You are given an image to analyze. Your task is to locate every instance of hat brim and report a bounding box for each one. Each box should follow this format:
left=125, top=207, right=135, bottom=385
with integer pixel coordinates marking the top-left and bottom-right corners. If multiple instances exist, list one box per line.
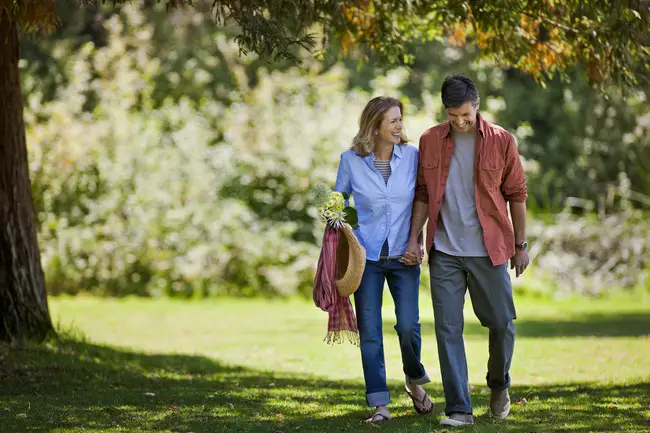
left=336, top=224, right=366, bottom=297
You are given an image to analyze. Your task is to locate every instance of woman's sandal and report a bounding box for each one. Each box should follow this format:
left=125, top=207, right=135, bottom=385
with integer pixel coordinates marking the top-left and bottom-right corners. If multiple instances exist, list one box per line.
left=405, top=386, right=434, bottom=414
left=364, top=409, right=392, bottom=423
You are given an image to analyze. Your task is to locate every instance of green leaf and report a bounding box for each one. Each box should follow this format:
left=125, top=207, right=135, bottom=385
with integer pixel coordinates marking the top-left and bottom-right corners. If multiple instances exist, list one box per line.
left=343, top=206, right=358, bottom=228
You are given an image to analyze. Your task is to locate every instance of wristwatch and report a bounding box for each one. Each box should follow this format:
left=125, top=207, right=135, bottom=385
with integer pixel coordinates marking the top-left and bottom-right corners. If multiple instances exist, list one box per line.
left=515, top=240, right=528, bottom=251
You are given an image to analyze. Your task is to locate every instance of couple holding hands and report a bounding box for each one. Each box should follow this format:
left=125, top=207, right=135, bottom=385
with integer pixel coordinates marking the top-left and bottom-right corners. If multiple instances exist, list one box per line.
left=335, top=74, right=530, bottom=426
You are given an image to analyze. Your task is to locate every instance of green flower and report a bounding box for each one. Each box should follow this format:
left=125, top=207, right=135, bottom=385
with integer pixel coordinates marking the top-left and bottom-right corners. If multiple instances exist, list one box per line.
left=331, top=194, right=345, bottom=211
left=312, top=184, right=333, bottom=208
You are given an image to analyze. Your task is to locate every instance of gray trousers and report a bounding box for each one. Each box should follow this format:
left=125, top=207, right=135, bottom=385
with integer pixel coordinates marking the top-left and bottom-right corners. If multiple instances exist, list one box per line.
left=429, top=250, right=516, bottom=415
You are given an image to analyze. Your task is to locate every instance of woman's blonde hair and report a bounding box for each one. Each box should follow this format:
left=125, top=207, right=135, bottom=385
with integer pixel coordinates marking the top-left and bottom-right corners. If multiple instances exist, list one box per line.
left=351, top=96, right=409, bottom=156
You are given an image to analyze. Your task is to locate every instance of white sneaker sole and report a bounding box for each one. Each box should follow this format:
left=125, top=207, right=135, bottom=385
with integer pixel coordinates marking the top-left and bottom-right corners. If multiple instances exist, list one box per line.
left=440, top=418, right=474, bottom=426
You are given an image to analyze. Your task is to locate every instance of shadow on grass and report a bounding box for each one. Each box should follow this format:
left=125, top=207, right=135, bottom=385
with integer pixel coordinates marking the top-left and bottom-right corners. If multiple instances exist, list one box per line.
left=0, top=338, right=649, bottom=433
left=411, top=312, right=650, bottom=338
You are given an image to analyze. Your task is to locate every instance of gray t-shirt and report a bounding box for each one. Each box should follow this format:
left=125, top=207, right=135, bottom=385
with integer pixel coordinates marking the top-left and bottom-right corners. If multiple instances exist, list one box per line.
left=434, top=131, right=489, bottom=257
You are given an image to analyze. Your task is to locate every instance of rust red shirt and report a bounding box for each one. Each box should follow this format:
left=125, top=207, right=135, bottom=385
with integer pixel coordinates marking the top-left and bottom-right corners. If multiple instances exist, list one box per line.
left=415, top=113, right=528, bottom=266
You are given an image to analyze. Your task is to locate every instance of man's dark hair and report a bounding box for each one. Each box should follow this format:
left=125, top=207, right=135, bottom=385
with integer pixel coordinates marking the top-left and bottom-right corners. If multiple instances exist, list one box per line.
left=441, top=74, right=479, bottom=109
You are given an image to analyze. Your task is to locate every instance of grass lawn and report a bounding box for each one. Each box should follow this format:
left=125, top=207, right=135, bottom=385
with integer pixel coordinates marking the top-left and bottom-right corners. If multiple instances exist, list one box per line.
left=1, top=292, right=649, bottom=432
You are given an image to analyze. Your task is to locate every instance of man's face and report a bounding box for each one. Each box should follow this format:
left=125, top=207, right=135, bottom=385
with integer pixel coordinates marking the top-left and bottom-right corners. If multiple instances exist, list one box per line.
left=446, top=101, right=478, bottom=133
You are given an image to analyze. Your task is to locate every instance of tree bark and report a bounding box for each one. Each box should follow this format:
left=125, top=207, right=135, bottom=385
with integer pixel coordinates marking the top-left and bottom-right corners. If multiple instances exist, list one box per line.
left=0, top=12, right=54, bottom=342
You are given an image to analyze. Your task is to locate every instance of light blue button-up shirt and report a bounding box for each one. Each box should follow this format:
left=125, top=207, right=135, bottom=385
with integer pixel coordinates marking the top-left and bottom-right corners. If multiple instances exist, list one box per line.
left=334, top=144, right=419, bottom=261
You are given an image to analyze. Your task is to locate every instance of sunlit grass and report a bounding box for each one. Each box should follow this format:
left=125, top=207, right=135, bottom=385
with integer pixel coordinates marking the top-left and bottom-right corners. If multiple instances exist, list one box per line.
left=0, top=293, right=648, bottom=432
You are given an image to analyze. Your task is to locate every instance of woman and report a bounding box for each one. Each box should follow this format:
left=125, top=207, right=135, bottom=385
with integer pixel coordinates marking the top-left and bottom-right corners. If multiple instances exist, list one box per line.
left=334, top=96, right=433, bottom=423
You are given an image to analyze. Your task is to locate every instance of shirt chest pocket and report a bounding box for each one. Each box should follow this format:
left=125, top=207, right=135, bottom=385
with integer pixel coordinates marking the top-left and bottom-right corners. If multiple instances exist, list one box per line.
left=479, top=156, right=505, bottom=190
left=422, top=154, right=439, bottom=170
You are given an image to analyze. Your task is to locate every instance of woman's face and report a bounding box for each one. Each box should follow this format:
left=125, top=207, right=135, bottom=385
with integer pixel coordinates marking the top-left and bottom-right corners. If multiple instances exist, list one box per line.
left=376, top=106, right=403, bottom=145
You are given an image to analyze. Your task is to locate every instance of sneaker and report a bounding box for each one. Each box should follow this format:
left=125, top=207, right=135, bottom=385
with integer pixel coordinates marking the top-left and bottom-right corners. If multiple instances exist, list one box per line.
left=440, top=413, right=475, bottom=426
left=490, top=388, right=511, bottom=419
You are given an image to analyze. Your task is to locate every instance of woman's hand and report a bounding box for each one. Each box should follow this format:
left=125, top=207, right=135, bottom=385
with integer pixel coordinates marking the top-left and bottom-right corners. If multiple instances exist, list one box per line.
left=400, top=238, right=423, bottom=265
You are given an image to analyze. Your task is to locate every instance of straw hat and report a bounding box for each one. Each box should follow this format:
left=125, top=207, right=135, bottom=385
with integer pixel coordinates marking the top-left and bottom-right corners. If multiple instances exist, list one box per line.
left=336, top=224, right=366, bottom=297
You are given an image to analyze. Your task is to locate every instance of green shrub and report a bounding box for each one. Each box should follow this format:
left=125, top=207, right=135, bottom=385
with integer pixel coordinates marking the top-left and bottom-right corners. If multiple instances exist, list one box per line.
left=25, top=10, right=417, bottom=297
left=23, top=5, right=650, bottom=298
left=525, top=196, right=650, bottom=296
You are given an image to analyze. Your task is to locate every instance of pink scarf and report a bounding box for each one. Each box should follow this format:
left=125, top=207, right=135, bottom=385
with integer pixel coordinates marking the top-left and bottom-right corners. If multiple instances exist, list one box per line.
left=312, top=227, right=359, bottom=345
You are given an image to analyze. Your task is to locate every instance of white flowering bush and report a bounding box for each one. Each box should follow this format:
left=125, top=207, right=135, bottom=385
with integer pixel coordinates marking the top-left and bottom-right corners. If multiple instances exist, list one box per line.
left=27, top=13, right=244, bottom=296
left=524, top=190, right=650, bottom=296
left=23, top=8, right=404, bottom=296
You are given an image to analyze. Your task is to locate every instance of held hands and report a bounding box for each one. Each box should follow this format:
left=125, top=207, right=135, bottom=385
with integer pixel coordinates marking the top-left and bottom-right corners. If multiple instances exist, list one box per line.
left=399, top=235, right=530, bottom=274
left=399, top=238, right=424, bottom=266
left=510, top=249, right=530, bottom=278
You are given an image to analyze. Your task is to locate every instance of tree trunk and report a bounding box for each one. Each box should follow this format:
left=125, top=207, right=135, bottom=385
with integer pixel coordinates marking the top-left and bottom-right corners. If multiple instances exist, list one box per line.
left=0, top=12, right=54, bottom=342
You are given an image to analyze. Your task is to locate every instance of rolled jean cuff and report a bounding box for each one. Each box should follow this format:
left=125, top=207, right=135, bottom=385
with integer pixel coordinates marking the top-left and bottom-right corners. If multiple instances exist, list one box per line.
left=486, top=373, right=510, bottom=391
left=366, top=391, right=390, bottom=407
left=445, top=404, right=473, bottom=416
left=406, top=372, right=431, bottom=385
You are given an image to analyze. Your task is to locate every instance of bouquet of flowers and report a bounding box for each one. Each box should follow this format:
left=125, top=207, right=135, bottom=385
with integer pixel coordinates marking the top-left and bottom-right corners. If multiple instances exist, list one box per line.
left=312, top=184, right=358, bottom=229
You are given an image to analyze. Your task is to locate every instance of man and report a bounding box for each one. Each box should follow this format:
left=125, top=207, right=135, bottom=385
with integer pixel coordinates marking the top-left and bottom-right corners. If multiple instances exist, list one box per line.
left=401, top=74, right=530, bottom=426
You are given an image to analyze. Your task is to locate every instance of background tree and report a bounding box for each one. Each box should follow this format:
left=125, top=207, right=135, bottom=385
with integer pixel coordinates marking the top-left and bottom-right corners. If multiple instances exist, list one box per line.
left=1, top=0, right=648, bottom=343
left=0, top=0, right=58, bottom=343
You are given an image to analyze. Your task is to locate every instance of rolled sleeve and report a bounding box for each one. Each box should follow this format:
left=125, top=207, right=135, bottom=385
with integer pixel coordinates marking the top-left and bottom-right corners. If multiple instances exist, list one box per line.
left=414, top=137, right=429, bottom=204
left=501, top=135, right=528, bottom=202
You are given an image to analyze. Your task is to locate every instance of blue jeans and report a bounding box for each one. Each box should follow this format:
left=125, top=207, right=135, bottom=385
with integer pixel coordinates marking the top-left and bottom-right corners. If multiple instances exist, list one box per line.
left=429, top=250, right=516, bottom=415
left=354, top=259, right=430, bottom=407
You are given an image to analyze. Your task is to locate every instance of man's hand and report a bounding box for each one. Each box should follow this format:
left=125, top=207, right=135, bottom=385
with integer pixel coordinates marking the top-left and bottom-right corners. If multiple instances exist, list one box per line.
left=400, top=238, right=423, bottom=266
left=510, top=249, right=530, bottom=277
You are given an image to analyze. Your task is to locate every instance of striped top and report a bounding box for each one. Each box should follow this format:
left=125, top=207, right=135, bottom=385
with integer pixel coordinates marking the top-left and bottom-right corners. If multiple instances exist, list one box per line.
left=373, top=159, right=391, bottom=185
left=373, top=159, right=392, bottom=258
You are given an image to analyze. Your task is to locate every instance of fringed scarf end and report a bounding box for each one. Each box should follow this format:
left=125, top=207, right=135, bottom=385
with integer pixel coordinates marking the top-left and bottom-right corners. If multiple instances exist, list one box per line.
left=324, top=330, right=360, bottom=346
